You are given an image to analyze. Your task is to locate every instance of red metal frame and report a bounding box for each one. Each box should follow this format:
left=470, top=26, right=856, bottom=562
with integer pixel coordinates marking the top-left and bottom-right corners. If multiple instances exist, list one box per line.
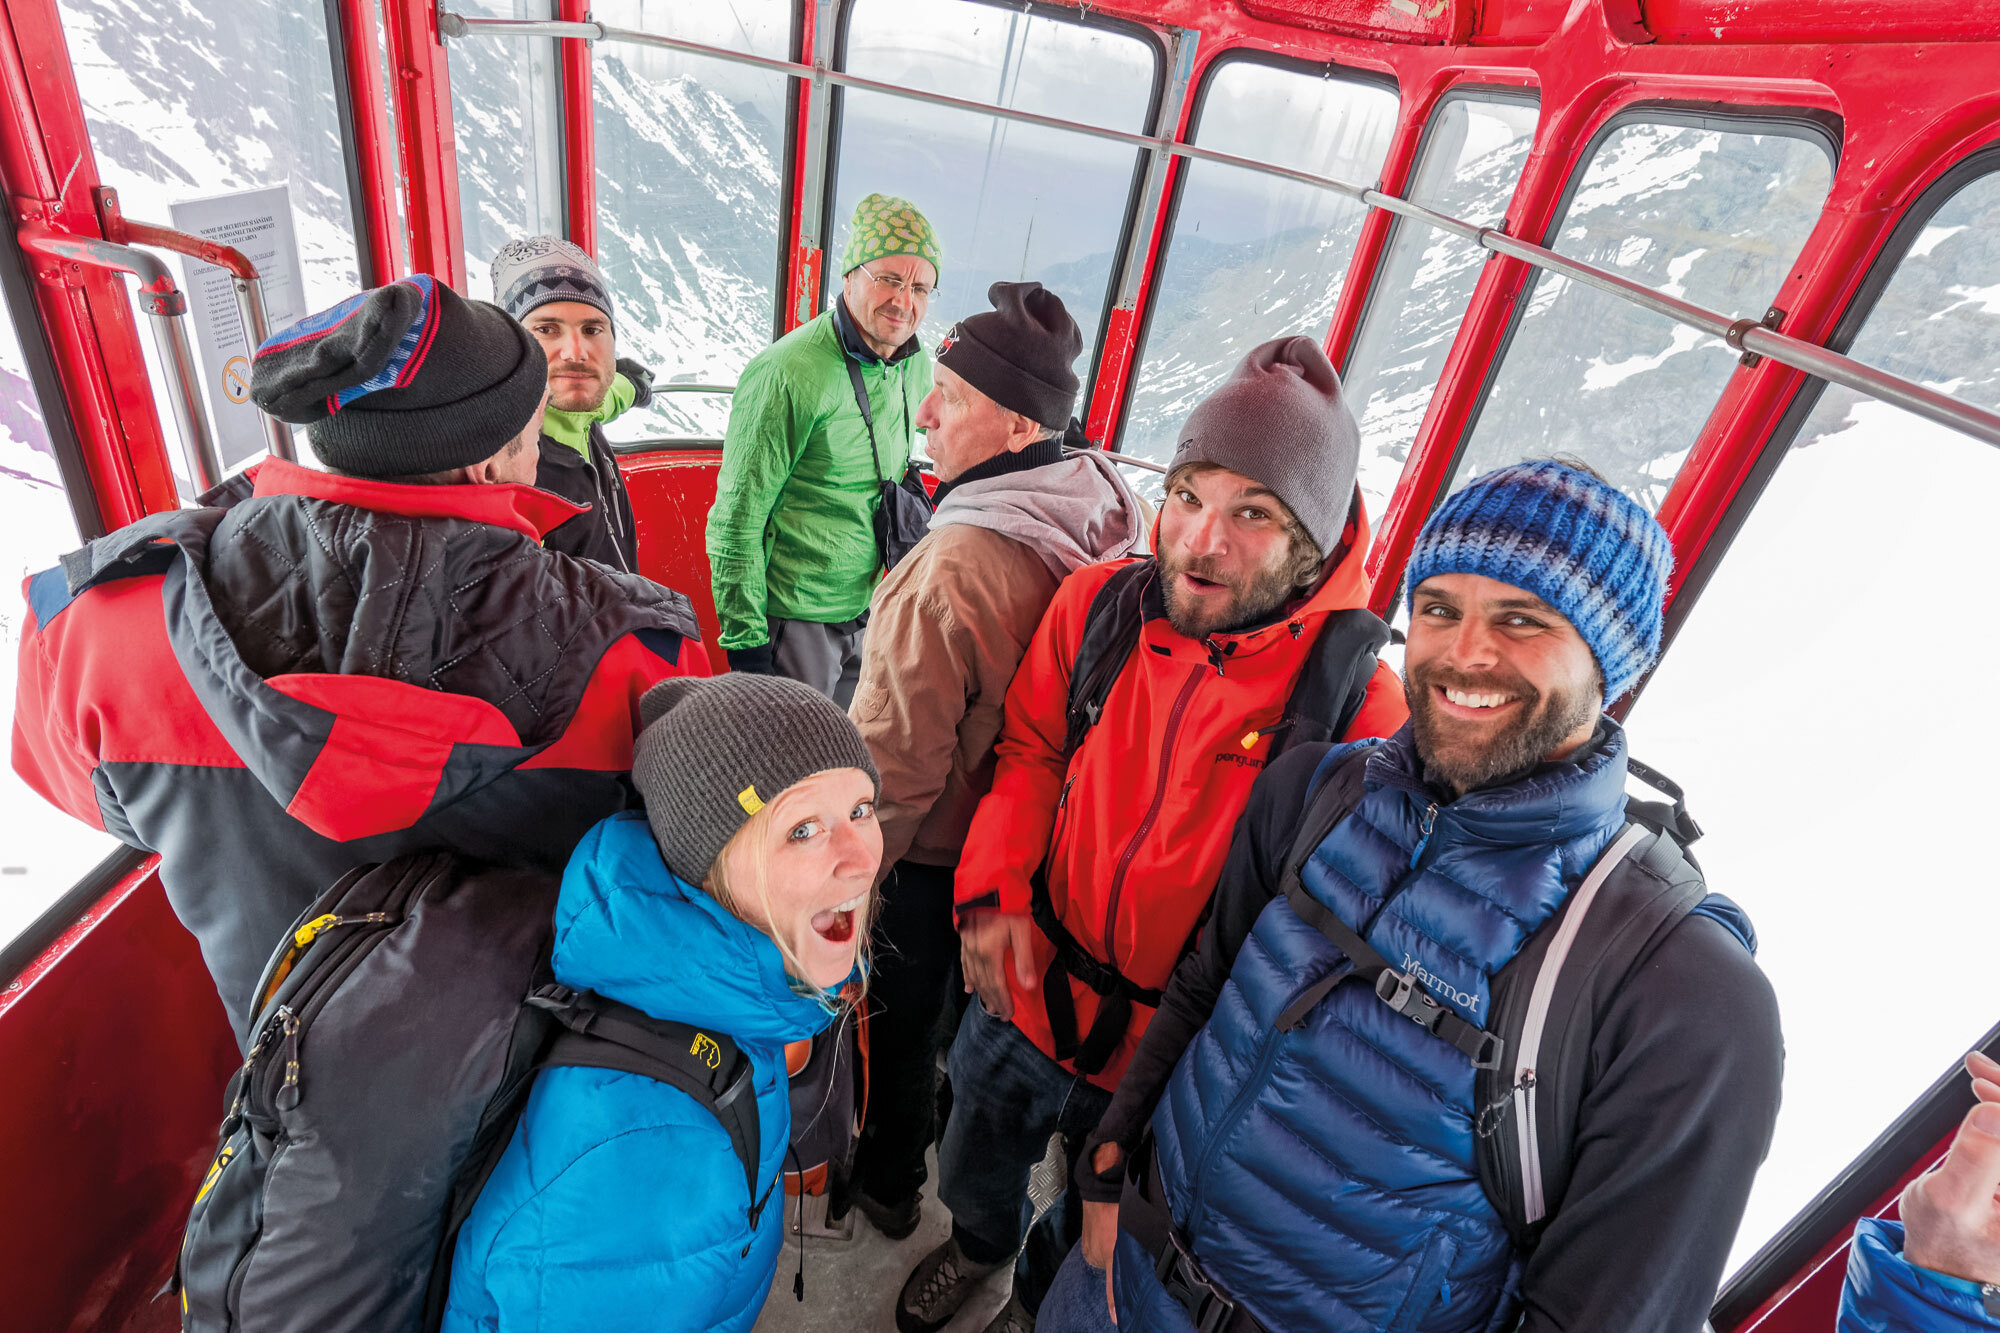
left=383, top=0, right=465, bottom=288
left=782, top=0, right=822, bottom=331
left=557, top=0, right=596, bottom=254
left=335, top=0, right=405, bottom=284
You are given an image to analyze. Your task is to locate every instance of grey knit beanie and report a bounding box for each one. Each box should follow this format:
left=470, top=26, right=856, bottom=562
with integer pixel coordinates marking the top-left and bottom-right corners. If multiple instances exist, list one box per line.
left=1168, top=336, right=1361, bottom=555
left=490, top=235, right=615, bottom=327
left=632, top=674, right=881, bottom=886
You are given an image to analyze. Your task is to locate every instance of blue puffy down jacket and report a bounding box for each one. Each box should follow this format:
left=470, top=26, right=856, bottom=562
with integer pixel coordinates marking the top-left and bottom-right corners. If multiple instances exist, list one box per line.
left=441, top=811, right=838, bottom=1333
left=1115, top=728, right=1630, bottom=1333
left=1840, top=1219, right=2000, bottom=1331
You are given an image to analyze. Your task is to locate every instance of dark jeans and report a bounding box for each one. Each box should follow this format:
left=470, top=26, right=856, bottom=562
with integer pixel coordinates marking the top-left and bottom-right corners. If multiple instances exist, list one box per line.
left=852, top=859, right=966, bottom=1205
left=939, top=1003, right=1113, bottom=1316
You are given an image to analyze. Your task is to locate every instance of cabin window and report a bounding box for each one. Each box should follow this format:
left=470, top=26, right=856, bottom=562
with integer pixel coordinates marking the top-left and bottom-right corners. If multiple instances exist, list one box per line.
left=590, top=0, right=793, bottom=443
left=452, top=0, right=566, bottom=295
left=1452, top=113, right=1836, bottom=507
left=53, top=0, right=367, bottom=485
left=0, top=297, right=122, bottom=948
left=1118, top=55, right=1399, bottom=476
left=1626, top=160, right=2000, bottom=1277
left=828, top=0, right=1159, bottom=388
left=1340, top=91, right=1538, bottom=524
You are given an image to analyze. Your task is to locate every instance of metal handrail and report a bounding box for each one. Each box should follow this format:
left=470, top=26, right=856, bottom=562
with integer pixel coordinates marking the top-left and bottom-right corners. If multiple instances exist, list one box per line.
left=439, top=10, right=2000, bottom=453
left=94, top=186, right=295, bottom=462
left=1068, top=444, right=1166, bottom=474
left=18, top=225, right=225, bottom=492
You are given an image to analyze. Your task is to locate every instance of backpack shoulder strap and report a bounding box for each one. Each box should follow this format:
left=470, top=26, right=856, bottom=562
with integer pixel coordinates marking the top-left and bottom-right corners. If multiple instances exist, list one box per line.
left=1269, top=608, right=1393, bottom=763
left=1062, top=560, right=1154, bottom=757
left=1476, top=798, right=1749, bottom=1250
left=1279, top=741, right=1379, bottom=887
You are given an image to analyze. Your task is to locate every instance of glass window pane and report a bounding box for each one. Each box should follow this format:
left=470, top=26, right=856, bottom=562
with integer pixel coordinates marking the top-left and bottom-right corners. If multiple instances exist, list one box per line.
left=1120, top=60, right=1399, bottom=475
left=56, top=0, right=365, bottom=485
left=1341, top=95, right=1537, bottom=524
left=832, top=0, right=1158, bottom=422
left=1627, top=166, right=2000, bottom=1277
left=1454, top=119, right=1834, bottom=507
left=592, top=0, right=792, bottom=442
left=453, top=0, right=564, bottom=298
left=1, top=302, right=122, bottom=949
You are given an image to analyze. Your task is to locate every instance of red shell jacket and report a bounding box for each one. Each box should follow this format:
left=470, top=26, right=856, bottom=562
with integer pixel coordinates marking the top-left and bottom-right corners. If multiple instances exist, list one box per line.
left=952, top=505, right=1409, bottom=1090
left=12, top=460, right=706, bottom=1030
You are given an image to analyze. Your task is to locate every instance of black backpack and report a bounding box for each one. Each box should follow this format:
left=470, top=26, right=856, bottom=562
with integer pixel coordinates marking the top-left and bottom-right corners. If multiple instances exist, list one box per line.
left=1275, top=744, right=1750, bottom=1250
left=176, top=852, right=771, bottom=1333
left=1030, top=558, right=1393, bottom=1075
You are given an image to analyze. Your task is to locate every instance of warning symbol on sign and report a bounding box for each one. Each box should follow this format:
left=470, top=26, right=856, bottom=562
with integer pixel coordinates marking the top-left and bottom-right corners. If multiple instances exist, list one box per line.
left=222, top=356, right=253, bottom=405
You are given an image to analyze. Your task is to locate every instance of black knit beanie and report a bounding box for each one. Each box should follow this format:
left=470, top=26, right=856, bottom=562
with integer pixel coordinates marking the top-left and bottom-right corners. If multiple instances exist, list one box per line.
left=1169, top=336, right=1361, bottom=555
left=632, top=674, right=881, bottom=887
left=251, top=275, right=547, bottom=477
left=935, top=281, right=1082, bottom=430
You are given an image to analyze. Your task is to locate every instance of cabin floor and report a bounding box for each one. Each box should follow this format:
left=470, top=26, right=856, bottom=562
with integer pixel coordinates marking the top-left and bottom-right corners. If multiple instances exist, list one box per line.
left=755, top=1139, right=1065, bottom=1332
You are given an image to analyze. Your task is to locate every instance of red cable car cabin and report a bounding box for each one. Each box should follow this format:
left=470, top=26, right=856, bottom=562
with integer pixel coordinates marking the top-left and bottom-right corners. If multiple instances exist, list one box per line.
left=3, top=1, right=1998, bottom=1330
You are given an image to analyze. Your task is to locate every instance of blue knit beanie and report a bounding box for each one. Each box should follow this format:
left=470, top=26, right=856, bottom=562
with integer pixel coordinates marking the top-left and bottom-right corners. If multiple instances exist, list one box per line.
left=1405, top=461, right=1673, bottom=704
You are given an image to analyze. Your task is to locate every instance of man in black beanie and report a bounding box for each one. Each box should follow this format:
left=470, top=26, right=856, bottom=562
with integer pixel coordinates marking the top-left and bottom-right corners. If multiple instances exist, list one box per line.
left=12, top=276, right=708, bottom=1032
left=846, top=281, right=1145, bottom=1246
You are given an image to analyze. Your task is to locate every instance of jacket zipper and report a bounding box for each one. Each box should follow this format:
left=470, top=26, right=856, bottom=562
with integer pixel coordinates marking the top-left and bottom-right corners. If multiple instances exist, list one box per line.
left=1408, top=802, right=1438, bottom=870
left=1184, top=1023, right=1286, bottom=1237
left=1101, top=663, right=1205, bottom=956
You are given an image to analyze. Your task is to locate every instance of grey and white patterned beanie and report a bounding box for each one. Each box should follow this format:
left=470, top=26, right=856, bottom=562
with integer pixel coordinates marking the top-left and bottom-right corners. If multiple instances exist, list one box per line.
left=632, top=674, right=880, bottom=886
left=490, top=235, right=615, bottom=327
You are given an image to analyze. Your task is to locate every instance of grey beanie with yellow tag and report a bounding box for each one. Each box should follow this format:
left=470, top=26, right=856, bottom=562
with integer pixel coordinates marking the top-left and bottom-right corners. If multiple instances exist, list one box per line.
left=632, top=673, right=880, bottom=886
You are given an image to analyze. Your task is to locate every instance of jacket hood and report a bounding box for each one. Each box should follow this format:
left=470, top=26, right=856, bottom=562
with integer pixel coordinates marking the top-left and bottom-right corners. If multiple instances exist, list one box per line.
left=928, top=450, right=1144, bottom=578
left=58, top=461, right=697, bottom=844
left=552, top=813, right=840, bottom=1044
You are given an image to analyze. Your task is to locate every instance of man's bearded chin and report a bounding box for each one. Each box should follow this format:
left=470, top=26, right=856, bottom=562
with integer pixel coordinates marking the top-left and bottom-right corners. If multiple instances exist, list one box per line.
left=1406, top=661, right=1599, bottom=795
left=1158, top=548, right=1301, bottom=639
left=549, top=362, right=611, bottom=412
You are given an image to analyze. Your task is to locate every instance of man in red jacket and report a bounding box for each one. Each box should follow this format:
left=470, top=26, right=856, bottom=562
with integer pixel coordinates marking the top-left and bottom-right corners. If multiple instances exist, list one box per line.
left=12, top=276, right=705, bottom=1033
left=897, top=338, right=1408, bottom=1333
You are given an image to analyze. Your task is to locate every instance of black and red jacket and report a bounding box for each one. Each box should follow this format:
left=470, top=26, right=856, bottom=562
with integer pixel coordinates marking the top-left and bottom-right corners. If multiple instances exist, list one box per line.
left=12, top=460, right=705, bottom=1030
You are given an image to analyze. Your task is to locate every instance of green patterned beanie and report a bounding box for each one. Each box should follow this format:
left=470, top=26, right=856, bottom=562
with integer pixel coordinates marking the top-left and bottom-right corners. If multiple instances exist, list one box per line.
left=840, top=193, right=942, bottom=279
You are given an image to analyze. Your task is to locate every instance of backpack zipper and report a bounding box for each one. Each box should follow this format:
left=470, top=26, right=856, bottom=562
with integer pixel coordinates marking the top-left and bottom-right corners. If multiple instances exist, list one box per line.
left=291, top=911, right=393, bottom=948
left=1101, top=664, right=1204, bottom=956
left=275, top=1007, right=303, bottom=1112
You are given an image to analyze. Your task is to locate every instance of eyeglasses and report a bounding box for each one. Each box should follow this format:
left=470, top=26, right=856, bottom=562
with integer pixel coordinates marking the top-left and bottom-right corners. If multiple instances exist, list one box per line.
left=858, top=263, right=938, bottom=302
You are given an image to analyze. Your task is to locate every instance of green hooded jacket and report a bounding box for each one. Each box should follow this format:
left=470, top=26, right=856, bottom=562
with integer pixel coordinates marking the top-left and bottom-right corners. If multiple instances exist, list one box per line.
left=705, top=302, right=932, bottom=649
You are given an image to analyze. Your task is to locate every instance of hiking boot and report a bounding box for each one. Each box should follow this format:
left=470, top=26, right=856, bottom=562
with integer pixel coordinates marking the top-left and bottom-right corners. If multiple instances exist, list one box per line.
left=980, top=1291, right=1035, bottom=1333
left=853, top=1185, right=923, bottom=1241
left=897, top=1236, right=1005, bottom=1333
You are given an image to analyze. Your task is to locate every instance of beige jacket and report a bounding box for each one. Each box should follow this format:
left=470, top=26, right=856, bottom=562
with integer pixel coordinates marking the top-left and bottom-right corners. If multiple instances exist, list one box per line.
left=850, top=449, right=1143, bottom=870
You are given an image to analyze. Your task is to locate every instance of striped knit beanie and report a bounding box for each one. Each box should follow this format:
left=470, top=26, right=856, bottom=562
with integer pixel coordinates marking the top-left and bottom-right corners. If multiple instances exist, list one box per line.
left=1406, top=461, right=1673, bottom=704
left=490, top=235, right=615, bottom=327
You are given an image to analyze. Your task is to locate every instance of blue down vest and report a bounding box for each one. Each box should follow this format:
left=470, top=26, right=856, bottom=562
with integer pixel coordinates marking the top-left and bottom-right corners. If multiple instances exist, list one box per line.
left=1120, top=725, right=1632, bottom=1333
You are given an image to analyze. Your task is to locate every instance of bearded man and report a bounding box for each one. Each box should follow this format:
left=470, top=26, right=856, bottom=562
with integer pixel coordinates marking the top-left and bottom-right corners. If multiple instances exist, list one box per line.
left=896, top=337, right=1408, bottom=1333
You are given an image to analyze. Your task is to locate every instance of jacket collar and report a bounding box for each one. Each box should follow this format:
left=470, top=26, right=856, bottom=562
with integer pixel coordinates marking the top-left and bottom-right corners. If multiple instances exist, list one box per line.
left=832, top=295, right=921, bottom=366
left=931, top=435, right=1066, bottom=505
left=251, top=458, right=588, bottom=542
left=1368, top=717, right=1631, bottom=847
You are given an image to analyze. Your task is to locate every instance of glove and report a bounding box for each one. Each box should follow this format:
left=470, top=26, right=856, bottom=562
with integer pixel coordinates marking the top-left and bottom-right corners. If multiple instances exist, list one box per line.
left=726, top=643, right=776, bottom=676
left=615, top=356, right=655, bottom=409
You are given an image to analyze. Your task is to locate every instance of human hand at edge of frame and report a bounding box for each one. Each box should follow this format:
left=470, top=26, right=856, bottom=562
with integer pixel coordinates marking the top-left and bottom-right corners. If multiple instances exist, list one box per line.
left=1084, top=1142, right=1124, bottom=1324
left=959, top=908, right=1038, bottom=1021
left=1900, top=1050, right=2000, bottom=1285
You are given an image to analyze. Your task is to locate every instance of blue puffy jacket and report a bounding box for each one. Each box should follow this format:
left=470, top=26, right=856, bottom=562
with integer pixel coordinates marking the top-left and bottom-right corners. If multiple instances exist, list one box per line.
left=1116, top=729, right=1629, bottom=1333
left=1840, top=1219, right=2000, bottom=1331
left=441, top=811, right=838, bottom=1333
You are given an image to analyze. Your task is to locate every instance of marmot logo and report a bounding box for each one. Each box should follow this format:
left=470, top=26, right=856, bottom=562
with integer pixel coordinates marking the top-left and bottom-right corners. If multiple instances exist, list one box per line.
left=1401, top=952, right=1480, bottom=1013
left=689, top=1033, right=723, bottom=1069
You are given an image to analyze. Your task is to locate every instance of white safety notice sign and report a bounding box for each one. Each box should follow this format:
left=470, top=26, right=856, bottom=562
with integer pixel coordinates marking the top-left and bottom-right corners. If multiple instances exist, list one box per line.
left=169, top=185, right=305, bottom=469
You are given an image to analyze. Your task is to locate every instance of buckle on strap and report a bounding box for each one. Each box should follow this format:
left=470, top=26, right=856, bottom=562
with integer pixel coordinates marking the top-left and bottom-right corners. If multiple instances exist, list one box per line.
left=1374, top=968, right=1446, bottom=1030
left=1155, top=1228, right=1240, bottom=1333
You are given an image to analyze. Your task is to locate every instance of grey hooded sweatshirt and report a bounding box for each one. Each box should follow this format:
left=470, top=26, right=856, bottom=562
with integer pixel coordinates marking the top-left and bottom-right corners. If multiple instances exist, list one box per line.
left=850, top=443, right=1143, bottom=869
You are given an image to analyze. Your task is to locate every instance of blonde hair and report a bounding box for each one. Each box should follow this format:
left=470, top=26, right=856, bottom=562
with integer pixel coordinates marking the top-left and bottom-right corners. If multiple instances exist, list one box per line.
left=703, top=808, right=871, bottom=1014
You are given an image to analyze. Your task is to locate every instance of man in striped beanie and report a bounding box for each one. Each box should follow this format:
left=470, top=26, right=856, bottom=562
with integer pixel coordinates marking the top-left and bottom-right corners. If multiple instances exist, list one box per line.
left=1067, top=456, right=1780, bottom=1333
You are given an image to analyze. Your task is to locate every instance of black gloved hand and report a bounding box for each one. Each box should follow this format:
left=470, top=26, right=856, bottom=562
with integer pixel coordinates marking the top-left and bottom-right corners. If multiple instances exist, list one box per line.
left=615, top=356, right=656, bottom=409
left=725, top=643, right=776, bottom=676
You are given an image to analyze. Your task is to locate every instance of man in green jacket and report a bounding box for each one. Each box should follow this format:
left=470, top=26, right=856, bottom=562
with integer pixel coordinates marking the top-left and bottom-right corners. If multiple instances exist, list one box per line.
left=706, top=193, right=940, bottom=704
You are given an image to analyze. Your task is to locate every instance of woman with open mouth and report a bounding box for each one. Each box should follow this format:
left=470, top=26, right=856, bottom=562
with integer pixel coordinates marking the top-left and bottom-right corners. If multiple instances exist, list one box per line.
left=442, top=672, right=883, bottom=1333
